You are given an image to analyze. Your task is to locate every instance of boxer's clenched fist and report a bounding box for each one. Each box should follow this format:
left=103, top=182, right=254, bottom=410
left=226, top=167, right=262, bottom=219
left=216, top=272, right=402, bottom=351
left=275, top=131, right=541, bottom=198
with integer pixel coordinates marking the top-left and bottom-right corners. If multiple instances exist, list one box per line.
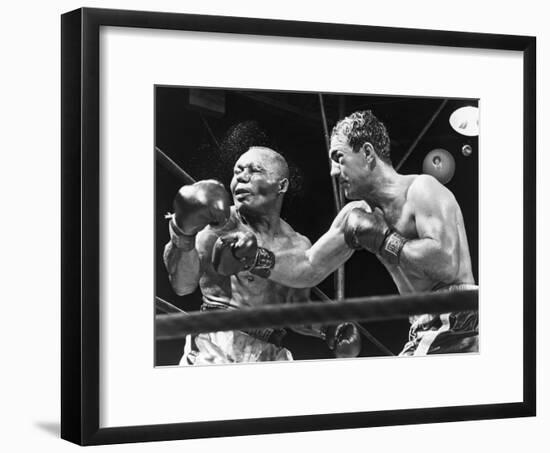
left=343, top=208, right=389, bottom=253
left=173, top=180, right=231, bottom=236
left=343, top=208, right=407, bottom=265
left=212, top=231, right=275, bottom=278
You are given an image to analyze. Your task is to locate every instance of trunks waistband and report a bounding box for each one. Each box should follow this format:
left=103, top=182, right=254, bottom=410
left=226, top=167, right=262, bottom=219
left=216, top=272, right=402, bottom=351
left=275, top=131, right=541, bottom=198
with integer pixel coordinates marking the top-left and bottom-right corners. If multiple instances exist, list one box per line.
left=200, top=297, right=287, bottom=346
left=432, top=282, right=478, bottom=292
left=409, top=282, right=478, bottom=336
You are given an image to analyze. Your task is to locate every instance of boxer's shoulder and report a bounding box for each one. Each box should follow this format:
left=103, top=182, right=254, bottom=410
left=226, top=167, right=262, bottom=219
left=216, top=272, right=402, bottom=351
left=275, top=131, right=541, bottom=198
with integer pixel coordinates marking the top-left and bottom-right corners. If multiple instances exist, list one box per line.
left=407, top=174, right=455, bottom=210
left=277, top=219, right=311, bottom=250
left=290, top=231, right=312, bottom=249
left=278, top=217, right=296, bottom=235
left=408, top=174, right=444, bottom=197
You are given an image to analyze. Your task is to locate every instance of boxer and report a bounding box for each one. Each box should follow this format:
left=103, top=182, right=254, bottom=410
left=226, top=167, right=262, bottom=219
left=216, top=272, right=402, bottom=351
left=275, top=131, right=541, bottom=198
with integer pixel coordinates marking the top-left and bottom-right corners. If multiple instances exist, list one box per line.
left=163, top=146, right=361, bottom=364
left=248, top=111, right=478, bottom=356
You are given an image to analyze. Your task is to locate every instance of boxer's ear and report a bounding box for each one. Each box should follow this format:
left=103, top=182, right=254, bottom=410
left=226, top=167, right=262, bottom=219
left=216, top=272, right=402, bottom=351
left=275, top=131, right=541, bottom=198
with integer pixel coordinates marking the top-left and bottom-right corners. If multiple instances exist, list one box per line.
left=360, top=142, right=375, bottom=164
left=278, top=178, right=289, bottom=195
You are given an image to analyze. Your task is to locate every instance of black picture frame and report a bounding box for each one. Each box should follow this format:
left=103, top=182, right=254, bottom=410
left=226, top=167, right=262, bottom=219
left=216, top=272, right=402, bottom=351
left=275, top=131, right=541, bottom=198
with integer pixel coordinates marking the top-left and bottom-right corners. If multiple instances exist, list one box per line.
left=61, top=7, right=536, bottom=446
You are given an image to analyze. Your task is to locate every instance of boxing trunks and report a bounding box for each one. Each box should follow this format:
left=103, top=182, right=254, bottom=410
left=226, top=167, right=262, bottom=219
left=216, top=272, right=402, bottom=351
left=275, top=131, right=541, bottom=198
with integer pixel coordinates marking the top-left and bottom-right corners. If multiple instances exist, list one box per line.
left=179, top=296, right=293, bottom=365
left=399, top=283, right=479, bottom=356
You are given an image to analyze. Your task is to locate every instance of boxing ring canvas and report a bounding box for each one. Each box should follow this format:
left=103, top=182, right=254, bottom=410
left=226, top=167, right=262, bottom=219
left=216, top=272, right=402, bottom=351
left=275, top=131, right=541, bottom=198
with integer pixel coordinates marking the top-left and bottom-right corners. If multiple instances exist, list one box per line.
left=61, top=8, right=536, bottom=445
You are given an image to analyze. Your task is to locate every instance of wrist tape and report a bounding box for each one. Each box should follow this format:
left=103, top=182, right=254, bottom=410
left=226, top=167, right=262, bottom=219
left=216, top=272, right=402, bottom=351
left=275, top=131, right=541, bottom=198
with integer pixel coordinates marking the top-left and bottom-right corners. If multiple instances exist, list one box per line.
left=244, top=247, right=275, bottom=278
left=380, top=231, right=407, bottom=265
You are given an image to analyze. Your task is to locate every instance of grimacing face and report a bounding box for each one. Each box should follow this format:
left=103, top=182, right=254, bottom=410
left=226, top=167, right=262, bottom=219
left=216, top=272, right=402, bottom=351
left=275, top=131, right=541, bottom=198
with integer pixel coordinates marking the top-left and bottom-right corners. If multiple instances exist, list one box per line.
left=329, top=134, right=369, bottom=200
left=230, top=148, right=285, bottom=214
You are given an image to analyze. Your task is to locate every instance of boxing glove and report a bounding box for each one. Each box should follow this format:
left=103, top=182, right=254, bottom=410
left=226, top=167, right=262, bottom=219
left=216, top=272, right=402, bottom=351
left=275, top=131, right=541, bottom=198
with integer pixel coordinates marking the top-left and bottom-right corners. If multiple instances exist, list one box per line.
left=325, top=323, right=362, bottom=358
left=173, top=180, right=231, bottom=235
left=344, top=208, right=407, bottom=265
left=211, top=231, right=275, bottom=278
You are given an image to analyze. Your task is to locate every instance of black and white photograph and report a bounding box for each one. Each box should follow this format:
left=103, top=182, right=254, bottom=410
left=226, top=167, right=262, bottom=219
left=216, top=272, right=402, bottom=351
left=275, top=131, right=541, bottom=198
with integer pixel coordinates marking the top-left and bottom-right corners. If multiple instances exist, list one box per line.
left=154, top=86, right=479, bottom=366
left=56, top=5, right=537, bottom=446
left=1, top=0, right=546, bottom=449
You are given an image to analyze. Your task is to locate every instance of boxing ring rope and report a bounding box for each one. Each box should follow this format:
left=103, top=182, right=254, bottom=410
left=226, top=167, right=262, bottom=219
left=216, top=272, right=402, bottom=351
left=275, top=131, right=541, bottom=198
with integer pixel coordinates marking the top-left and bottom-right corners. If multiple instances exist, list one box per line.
left=155, top=146, right=196, bottom=185
left=156, top=289, right=478, bottom=340
left=156, top=296, right=187, bottom=315
left=156, top=145, right=392, bottom=354
left=156, top=290, right=394, bottom=355
left=395, top=99, right=448, bottom=171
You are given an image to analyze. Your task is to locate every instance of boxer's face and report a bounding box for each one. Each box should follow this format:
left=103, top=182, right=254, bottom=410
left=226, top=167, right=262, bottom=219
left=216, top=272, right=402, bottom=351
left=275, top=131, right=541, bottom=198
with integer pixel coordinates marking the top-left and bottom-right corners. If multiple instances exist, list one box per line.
left=230, top=149, right=284, bottom=214
left=329, top=134, right=369, bottom=199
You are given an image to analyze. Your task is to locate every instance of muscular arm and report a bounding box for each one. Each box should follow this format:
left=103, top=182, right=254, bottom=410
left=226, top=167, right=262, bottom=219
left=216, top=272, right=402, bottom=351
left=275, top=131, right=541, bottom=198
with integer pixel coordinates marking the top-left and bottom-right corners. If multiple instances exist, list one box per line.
left=269, top=201, right=368, bottom=288
left=399, top=175, right=460, bottom=282
left=163, top=226, right=219, bottom=296
left=163, top=241, right=200, bottom=296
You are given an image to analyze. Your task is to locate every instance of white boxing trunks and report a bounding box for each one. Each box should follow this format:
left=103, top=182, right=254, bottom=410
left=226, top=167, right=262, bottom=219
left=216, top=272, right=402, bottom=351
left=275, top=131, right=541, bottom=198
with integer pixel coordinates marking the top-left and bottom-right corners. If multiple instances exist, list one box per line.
left=179, top=297, right=293, bottom=365
left=180, top=330, right=293, bottom=365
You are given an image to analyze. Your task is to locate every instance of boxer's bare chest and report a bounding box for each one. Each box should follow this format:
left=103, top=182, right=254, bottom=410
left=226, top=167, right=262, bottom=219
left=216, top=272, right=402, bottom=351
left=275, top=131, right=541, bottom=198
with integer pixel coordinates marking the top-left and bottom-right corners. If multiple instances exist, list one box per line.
left=379, top=175, right=419, bottom=240
left=226, top=218, right=295, bottom=307
left=379, top=201, right=417, bottom=240
left=376, top=198, right=434, bottom=292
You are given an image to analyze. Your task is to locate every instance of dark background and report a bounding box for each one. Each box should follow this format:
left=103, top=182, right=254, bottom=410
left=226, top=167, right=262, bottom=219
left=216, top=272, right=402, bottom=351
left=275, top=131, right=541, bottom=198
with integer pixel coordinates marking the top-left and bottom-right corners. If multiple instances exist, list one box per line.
left=154, top=86, right=478, bottom=365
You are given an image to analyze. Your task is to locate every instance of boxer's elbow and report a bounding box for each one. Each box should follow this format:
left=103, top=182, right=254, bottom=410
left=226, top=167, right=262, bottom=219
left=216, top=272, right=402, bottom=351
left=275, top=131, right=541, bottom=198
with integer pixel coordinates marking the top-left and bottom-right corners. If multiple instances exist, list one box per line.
left=283, top=269, right=320, bottom=288
left=295, top=271, right=325, bottom=288
left=168, top=270, right=200, bottom=296
left=164, top=242, right=202, bottom=295
left=169, top=275, right=199, bottom=296
left=281, top=265, right=323, bottom=288
left=178, top=287, right=196, bottom=296
left=405, top=238, right=457, bottom=282
left=429, top=244, right=459, bottom=282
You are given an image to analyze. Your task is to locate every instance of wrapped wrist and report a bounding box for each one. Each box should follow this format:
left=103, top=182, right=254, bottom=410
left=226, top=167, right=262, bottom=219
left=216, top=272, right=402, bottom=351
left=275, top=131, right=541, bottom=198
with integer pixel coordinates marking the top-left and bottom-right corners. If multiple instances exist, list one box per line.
left=245, top=247, right=275, bottom=278
left=168, top=217, right=196, bottom=251
left=379, top=231, right=407, bottom=265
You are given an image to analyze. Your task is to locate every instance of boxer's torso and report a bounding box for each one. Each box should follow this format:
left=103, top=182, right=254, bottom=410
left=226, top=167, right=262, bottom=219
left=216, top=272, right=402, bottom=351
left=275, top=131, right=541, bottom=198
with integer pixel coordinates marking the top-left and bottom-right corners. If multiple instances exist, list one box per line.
left=377, top=175, right=474, bottom=294
left=198, top=208, right=306, bottom=309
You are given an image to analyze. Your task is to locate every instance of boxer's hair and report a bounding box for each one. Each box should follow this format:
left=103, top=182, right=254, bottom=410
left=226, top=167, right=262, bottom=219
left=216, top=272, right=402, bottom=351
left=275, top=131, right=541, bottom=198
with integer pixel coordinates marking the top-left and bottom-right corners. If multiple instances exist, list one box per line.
left=219, top=120, right=302, bottom=199
left=332, top=110, right=392, bottom=164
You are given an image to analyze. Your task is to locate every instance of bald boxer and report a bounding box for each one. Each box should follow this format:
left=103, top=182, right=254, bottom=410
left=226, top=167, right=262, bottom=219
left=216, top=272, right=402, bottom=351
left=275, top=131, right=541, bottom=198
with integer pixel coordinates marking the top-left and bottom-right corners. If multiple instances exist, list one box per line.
left=163, top=146, right=361, bottom=365
left=257, top=111, right=478, bottom=356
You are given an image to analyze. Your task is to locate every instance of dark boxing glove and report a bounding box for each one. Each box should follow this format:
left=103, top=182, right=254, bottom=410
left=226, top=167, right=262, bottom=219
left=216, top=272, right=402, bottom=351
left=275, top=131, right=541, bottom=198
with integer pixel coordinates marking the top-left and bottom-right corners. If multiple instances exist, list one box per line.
left=211, top=231, right=275, bottom=278
left=343, top=208, right=407, bottom=265
left=169, top=180, right=231, bottom=251
left=325, top=323, right=362, bottom=358
left=173, top=180, right=231, bottom=234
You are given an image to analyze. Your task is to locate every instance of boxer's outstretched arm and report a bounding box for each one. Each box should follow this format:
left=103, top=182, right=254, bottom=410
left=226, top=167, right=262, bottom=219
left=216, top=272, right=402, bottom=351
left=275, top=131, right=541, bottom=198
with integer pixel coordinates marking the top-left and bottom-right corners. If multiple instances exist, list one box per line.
left=163, top=227, right=218, bottom=296
left=269, top=201, right=367, bottom=288
left=398, top=175, right=461, bottom=282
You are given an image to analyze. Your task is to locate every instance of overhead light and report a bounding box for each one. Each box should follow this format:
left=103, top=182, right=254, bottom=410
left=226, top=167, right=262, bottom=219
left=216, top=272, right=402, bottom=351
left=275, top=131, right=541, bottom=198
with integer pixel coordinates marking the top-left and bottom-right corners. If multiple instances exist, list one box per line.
left=449, top=106, right=479, bottom=137
left=461, top=144, right=473, bottom=157
left=422, top=148, right=456, bottom=185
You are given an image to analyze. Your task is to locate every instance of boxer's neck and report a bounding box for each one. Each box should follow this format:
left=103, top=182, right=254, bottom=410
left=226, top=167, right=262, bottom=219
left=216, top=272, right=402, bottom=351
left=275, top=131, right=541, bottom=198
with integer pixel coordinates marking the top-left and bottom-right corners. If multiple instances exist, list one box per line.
left=362, top=165, right=407, bottom=212
left=238, top=208, right=282, bottom=237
